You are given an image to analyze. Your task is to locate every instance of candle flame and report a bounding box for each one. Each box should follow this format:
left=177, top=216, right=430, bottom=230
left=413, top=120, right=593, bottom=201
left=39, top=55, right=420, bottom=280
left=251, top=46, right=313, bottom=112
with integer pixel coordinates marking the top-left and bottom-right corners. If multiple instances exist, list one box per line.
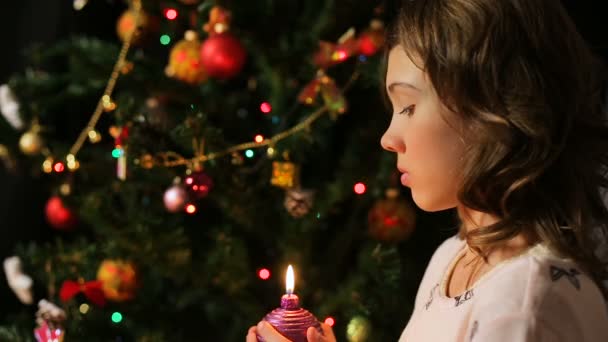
left=286, top=265, right=295, bottom=294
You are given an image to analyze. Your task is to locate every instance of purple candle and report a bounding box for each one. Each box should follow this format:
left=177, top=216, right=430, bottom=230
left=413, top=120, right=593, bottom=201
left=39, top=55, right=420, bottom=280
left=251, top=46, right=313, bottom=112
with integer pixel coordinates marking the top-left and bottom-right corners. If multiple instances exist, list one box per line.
left=257, top=265, right=323, bottom=342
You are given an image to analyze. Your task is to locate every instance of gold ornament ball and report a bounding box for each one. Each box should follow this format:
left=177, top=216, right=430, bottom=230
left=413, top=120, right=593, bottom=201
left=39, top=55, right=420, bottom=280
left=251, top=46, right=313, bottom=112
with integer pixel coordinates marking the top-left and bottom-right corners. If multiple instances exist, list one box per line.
left=96, top=259, right=138, bottom=302
left=19, top=130, right=43, bottom=155
left=165, top=31, right=207, bottom=85
left=346, top=315, right=371, bottom=342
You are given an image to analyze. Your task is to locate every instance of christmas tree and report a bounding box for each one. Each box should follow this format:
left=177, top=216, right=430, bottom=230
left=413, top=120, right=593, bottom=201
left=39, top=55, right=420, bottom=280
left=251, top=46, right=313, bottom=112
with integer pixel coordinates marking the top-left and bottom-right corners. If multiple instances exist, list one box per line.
left=0, top=0, right=455, bottom=341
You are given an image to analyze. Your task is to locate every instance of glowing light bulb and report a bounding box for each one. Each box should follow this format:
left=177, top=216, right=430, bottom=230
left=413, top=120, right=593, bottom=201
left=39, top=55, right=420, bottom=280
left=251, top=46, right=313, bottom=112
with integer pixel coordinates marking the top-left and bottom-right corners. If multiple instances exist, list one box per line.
left=260, top=102, right=272, bottom=113
left=185, top=204, right=196, bottom=214
left=324, top=317, right=335, bottom=327
left=258, top=268, right=271, bottom=280
left=112, top=148, right=123, bottom=158
left=254, top=134, right=264, bottom=143
left=111, top=312, right=123, bottom=323
left=79, top=303, right=90, bottom=314
left=267, top=147, right=275, bottom=157
left=88, top=130, right=101, bottom=143
left=42, top=157, right=53, bottom=173
left=164, top=8, right=178, bottom=20
left=354, top=182, right=366, bottom=195
left=53, top=162, right=65, bottom=173
left=334, top=50, right=348, bottom=61
left=160, top=34, right=171, bottom=45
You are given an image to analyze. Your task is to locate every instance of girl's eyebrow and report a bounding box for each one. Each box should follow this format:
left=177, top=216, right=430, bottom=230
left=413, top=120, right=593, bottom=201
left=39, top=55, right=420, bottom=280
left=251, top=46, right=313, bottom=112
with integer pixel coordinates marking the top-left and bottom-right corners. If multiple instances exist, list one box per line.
left=386, top=81, right=421, bottom=93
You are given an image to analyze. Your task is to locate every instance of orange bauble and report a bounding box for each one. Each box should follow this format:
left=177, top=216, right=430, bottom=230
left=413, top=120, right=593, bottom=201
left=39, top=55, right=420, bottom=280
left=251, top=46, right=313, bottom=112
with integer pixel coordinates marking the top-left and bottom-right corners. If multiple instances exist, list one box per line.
left=165, top=31, right=208, bottom=84
left=96, top=259, right=138, bottom=302
left=368, top=189, right=416, bottom=243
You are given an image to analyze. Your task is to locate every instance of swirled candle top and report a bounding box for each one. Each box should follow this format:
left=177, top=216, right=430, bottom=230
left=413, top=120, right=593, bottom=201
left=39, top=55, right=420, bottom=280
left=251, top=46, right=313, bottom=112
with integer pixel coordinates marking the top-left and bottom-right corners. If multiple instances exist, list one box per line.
left=280, top=294, right=300, bottom=310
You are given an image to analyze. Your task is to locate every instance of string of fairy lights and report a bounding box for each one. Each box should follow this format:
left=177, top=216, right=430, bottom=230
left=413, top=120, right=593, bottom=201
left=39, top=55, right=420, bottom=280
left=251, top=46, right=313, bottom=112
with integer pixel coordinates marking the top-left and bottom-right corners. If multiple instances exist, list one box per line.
left=143, top=70, right=360, bottom=170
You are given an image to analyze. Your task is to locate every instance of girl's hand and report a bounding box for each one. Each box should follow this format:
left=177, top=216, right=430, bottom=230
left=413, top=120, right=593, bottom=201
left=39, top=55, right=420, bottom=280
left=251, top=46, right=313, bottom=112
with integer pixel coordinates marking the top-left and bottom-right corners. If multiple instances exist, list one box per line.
left=246, top=321, right=336, bottom=342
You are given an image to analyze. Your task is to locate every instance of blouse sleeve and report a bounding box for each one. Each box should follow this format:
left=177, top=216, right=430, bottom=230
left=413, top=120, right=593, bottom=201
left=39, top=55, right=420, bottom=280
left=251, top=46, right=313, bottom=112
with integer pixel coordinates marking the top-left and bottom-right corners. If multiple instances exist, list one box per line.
left=467, top=257, right=608, bottom=342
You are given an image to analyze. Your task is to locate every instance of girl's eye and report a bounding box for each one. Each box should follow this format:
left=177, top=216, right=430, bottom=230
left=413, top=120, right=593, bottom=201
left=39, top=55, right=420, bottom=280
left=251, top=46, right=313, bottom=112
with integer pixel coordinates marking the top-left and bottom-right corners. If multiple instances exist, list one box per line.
left=397, top=104, right=415, bottom=116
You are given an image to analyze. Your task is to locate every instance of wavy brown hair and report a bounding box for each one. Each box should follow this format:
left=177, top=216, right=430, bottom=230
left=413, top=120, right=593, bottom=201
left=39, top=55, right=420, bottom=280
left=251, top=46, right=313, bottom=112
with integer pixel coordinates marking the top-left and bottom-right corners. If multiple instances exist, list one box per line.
left=384, top=0, right=608, bottom=294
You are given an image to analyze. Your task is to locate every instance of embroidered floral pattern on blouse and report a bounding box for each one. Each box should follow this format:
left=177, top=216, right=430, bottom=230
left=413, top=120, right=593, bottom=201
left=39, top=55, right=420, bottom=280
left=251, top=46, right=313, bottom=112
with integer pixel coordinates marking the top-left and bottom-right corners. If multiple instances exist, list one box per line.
left=469, top=320, right=479, bottom=341
left=425, top=283, right=439, bottom=310
left=550, top=265, right=580, bottom=290
left=455, top=289, right=474, bottom=307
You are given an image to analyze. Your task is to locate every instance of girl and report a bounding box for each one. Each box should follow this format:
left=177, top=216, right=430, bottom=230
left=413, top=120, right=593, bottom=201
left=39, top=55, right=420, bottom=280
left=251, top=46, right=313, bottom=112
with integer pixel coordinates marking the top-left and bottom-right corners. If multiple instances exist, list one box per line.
left=248, top=0, right=608, bottom=340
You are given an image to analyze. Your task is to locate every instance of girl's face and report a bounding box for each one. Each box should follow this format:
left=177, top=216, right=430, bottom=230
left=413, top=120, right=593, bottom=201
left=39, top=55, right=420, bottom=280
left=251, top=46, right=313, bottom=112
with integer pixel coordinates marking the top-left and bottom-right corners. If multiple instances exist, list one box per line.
left=381, top=46, right=465, bottom=212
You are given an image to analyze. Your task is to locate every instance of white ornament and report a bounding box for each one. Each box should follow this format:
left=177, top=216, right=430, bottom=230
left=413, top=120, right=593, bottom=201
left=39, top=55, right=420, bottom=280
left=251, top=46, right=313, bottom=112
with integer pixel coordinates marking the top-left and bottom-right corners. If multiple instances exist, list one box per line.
left=73, top=0, right=89, bottom=11
left=0, top=84, right=23, bottom=130
left=36, top=299, right=67, bottom=326
left=3, top=256, right=33, bottom=304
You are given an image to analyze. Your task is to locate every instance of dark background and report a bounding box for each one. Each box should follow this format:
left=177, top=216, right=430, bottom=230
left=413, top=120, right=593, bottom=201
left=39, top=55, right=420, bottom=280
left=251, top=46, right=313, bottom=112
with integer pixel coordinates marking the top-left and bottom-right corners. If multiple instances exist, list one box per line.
left=1, top=0, right=606, bottom=319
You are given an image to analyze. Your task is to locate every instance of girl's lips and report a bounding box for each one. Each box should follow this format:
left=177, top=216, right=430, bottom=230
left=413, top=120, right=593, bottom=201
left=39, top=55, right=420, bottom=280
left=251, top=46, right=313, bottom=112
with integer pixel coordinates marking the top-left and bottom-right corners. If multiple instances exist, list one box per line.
left=401, top=172, right=410, bottom=186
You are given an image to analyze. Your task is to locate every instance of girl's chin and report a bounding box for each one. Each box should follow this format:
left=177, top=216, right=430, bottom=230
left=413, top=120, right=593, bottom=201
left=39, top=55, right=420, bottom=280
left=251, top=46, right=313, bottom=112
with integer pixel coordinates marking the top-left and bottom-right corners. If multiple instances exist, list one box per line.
left=411, top=191, right=457, bottom=212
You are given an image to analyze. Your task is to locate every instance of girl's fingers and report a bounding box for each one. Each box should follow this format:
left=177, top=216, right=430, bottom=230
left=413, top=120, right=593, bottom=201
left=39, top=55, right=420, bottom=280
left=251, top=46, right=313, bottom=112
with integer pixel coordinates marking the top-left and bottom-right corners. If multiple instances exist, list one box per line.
left=246, top=326, right=258, bottom=342
left=307, top=323, right=336, bottom=342
left=256, top=321, right=291, bottom=342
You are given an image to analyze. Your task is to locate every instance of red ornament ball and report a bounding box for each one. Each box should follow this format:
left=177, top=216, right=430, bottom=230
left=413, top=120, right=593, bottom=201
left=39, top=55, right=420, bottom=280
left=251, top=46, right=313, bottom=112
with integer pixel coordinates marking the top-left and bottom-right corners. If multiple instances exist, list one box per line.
left=184, top=171, right=214, bottom=199
left=45, top=196, right=77, bottom=230
left=200, top=32, right=246, bottom=79
left=367, top=190, right=416, bottom=243
left=165, top=31, right=208, bottom=85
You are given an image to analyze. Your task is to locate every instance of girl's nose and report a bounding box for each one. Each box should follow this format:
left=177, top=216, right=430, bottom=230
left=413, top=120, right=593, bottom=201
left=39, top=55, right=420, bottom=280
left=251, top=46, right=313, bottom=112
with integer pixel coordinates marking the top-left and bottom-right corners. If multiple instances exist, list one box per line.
left=381, top=130, right=405, bottom=153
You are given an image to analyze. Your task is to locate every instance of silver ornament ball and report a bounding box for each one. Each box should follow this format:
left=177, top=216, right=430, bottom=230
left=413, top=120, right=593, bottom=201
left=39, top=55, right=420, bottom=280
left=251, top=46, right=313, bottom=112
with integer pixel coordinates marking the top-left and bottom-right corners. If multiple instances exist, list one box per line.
left=163, top=185, right=188, bottom=213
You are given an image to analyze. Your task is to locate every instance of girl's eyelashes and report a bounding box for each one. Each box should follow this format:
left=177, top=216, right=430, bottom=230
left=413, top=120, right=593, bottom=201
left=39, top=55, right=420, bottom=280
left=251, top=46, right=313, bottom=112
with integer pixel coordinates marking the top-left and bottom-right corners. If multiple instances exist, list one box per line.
left=397, top=104, right=415, bottom=116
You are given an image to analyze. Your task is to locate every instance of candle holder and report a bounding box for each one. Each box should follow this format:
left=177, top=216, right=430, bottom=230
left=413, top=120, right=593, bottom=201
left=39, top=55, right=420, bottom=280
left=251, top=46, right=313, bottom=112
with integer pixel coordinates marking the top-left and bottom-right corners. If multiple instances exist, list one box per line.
left=257, top=265, right=323, bottom=342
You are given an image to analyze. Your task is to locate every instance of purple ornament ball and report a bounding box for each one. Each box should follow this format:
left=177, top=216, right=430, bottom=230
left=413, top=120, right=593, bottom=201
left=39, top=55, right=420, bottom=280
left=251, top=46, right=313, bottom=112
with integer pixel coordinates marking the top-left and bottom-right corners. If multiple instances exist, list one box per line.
left=163, top=185, right=188, bottom=212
